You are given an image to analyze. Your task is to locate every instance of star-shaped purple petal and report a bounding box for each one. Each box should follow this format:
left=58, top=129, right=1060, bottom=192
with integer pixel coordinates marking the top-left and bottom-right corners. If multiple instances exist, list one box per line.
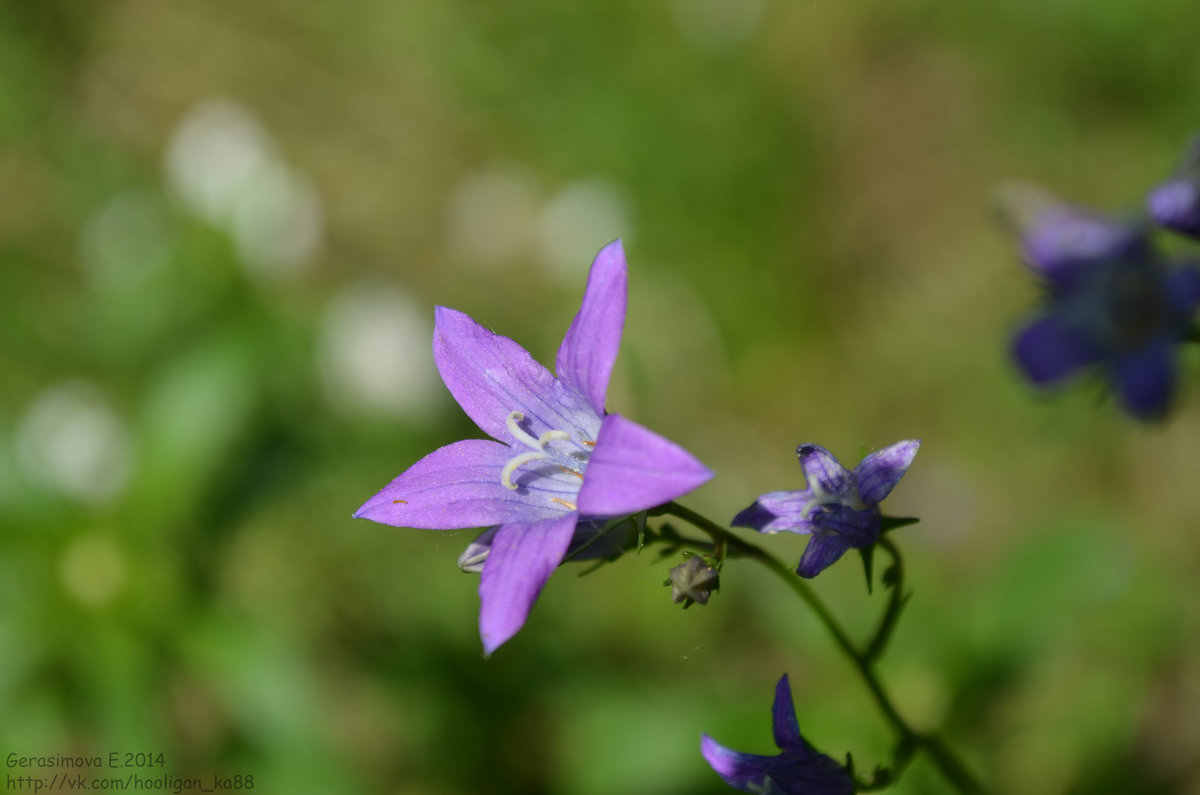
left=355, top=240, right=712, bottom=653
left=732, top=441, right=919, bottom=578
left=701, top=674, right=854, bottom=795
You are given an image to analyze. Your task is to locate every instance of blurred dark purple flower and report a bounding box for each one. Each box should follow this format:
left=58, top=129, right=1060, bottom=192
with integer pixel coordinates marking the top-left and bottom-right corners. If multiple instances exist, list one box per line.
left=731, top=441, right=919, bottom=578
left=1148, top=135, right=1200, bottom=238
left=354, top=240, right=712, bottom=654
left=701, top=674, right=854, bottom=795
left=1006, top=192, right=1200, bottom=419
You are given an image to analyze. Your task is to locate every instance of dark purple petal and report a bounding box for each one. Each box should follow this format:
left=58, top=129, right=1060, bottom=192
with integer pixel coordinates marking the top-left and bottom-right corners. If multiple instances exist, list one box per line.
left=562, top=518, right=637, bottom=562
left=555, top=239, right=627, bottom=416
left=701, top=735, right=777, bottom=792
left=1148, top=180, right=1200, bottom=238
left=576, top=413, right=712, bottom=517
left=798, top=532, right=852, bottom=579
left=767, top=754, right=857, bottom=795
left=1112, top=341, right=1176, bottom=420
left=796, top=444, right=852, bottom=497
left=1011, top=314, right=1099, bottom=385
left=1165, top=264, right=1200, bottom=317
left=354, top=440, right=567, bottom=529
left=478, top=515, right=578, bottom=655
left=731, top=491, right=816, bottom=535
left=813, top=506, right=879, bottom=547
left=854, top=440, right=920, bottom=507
left=702, top=679, right=855, bottom=795
left=433, top=306, right=599, bottom=444
left=771, top=675, right=804, bottom=753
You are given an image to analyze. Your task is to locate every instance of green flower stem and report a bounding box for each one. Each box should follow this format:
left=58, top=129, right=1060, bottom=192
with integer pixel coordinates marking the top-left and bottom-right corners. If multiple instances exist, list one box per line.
left=864, top=536, right=907, bottom=664
left=661, top=502, right=986, bottom=795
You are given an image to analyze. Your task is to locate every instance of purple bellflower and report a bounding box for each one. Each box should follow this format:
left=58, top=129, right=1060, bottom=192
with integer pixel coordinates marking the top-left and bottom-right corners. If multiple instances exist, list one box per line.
left=701, top=674, right=854, bottom=795
left=731, top=441, right=919, bottom=578
left=354, top=240, right=712, bottom=654
left=1005, top=190, right=1200, bottom=419
left=1148, top=135, right=1200, bottom=238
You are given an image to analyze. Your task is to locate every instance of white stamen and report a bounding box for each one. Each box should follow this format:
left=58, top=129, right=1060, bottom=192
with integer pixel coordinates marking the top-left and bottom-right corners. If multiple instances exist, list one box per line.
left=499, top=410, right=588, bottom=495
left=805, top=470, right=826, bottom=499
left=801, top=471, right=866, bottom=517
left=506, top=411, right=543, bottom=451
left=501, top=451, right=552, bottom=490
left=538, top=429, right=570, bottom=446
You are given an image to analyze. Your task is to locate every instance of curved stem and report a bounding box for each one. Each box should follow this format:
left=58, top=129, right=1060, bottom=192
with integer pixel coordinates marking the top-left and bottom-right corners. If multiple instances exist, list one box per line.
left=661, top=502, right=986, bottom=795
left=864, top=536, right=907, bottom=664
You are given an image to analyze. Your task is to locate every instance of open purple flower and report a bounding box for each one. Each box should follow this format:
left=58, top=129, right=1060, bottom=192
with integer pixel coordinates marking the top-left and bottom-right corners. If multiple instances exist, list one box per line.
left=1148, top=135, right=1200, bottom=238
left=701, top=674, right=854, bottom=795
left=731, top=441, right=919, bottom=578
left=1006, top=194, right=1200, bottom=419
left=354, top=240, right=712, bottom=654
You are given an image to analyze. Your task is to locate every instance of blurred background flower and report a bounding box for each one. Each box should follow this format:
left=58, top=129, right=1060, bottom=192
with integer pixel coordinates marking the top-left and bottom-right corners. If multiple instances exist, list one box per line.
left=3, top=1, right=1200, bottom=793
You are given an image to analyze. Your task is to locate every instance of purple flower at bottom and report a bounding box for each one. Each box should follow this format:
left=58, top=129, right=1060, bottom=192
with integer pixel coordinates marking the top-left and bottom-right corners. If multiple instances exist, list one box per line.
left=354, top=240, right=712, bottom=654
left=1005, top=196, right=1200, bottom=419
left=1148, top=135, right=1200, bottom=238
left=732, top=441, right=919, bottom=578
left=701, top=674, right=854, bottom=795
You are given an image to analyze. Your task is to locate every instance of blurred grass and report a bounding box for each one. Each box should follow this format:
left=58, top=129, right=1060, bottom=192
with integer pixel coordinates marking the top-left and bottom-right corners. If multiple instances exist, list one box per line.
left=3, top=0, right=1200, bottom=793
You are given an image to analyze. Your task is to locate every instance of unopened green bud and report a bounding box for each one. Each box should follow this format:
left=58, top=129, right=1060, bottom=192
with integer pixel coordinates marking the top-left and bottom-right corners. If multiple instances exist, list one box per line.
left=667, top=555, right=719, bottom=608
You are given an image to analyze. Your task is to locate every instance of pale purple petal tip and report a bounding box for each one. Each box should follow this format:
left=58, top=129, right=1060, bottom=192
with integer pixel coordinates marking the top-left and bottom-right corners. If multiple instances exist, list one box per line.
left=1112, top=342, right=1176, bottom=421
left=1148, top=180, right=1200, bottom=238
left=854, top=440, right=920, bottom=506
left=1012, top=314, right=1098, bottom=385
left=576, top=413, right=712, bottom=517
left=556, top=239, right=628, bottom=415
left=731, top=491, right=815, bottom=535
left=796, top=444, right=852, bottom=495
left=1021, top=207, right=1144, bottom=286
left=354, top=439, right=563, bottom=529
left=798, top=533, right=852, bottom=579
left=478, top=515, right=578, bottom=655
left=700, top=735, right=774, bottom=791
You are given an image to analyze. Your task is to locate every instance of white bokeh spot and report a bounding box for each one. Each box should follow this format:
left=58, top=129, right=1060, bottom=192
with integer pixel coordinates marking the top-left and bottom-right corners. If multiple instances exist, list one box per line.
left=535, top=177, right=632, bottom=282
left=671, top=0, right=765, bottom=51
left=317, top=283, right=442, bottom=418
left=445, top=163, right=541, bottom=268
left=165, top=99, right=322, bottom=279
left=79, top=191, right=170, bottom=292
left=16, top=381, right=132, bottom=505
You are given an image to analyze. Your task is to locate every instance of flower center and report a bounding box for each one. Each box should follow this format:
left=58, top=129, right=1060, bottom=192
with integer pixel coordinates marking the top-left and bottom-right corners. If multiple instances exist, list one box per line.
left=800, top=469, right=866, bottom=518
left=1105, top=262, right=1167, bottom=348
left=500, top=411, right=589, bottom=492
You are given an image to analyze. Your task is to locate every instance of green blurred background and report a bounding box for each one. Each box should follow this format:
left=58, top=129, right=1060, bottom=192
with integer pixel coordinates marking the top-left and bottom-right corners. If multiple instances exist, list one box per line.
left=3, top=0, right=1200, bottom=792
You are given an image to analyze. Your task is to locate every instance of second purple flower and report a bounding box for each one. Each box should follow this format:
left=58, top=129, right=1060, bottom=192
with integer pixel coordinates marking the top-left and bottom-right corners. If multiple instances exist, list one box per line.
left=732, top=441, right=920, bottom=578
